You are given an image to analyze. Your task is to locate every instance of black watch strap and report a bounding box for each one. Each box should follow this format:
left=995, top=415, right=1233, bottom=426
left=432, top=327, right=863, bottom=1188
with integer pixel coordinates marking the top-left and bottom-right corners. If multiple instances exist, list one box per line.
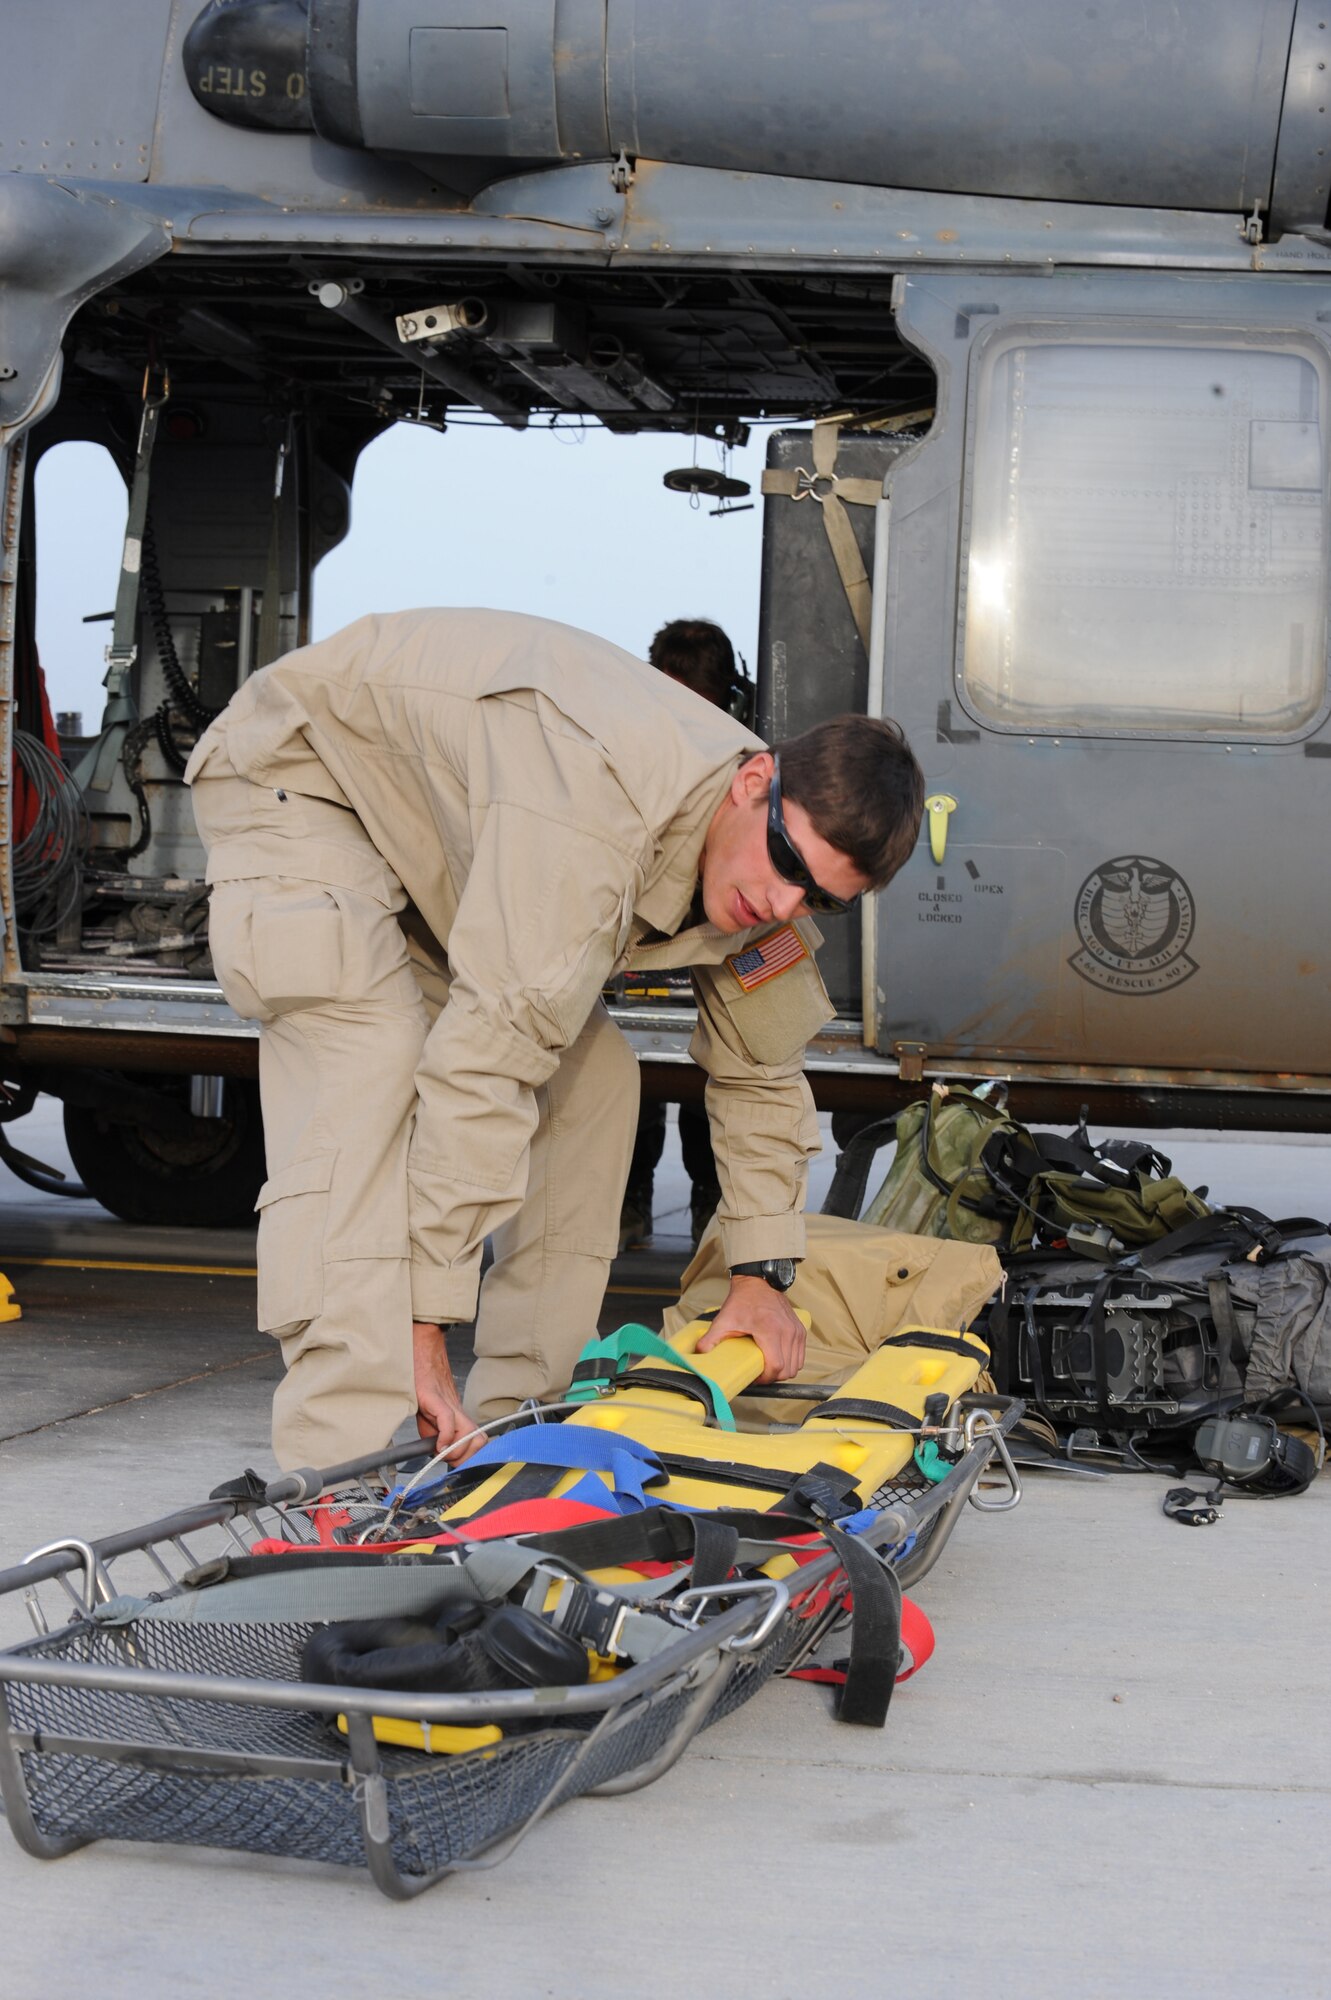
left=729, top=1258, right=798, bottom=1292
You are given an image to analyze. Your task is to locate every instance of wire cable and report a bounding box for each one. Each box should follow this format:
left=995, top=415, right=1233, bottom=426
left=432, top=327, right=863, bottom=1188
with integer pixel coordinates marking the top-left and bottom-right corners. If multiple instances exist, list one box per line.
left=10, top=728, right=89, bottom=936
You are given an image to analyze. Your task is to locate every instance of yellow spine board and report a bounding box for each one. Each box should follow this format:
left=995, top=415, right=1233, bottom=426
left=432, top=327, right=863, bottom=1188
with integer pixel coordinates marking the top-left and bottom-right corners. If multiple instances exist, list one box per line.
left=336, top=1714, right=503, bottom=1755
left=443, top=1319, right=987, bottom=1522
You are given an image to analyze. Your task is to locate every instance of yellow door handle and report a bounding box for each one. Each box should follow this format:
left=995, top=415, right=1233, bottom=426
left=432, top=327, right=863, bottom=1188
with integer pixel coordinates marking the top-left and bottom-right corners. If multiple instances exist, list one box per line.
left=925, top=793, right=957, bottom=864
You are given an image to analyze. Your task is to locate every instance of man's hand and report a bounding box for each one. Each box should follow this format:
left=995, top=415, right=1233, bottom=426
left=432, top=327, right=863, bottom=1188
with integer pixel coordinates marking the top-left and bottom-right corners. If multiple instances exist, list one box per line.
left=696, top=1275, right=806, bottom=1384
left=412, top=1321, right=484, bottom=1462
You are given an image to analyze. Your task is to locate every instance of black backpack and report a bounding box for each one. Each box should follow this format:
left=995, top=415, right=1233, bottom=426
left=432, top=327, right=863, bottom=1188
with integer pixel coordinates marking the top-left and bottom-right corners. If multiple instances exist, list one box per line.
left=982, top=1210, right=1331, bottom=1439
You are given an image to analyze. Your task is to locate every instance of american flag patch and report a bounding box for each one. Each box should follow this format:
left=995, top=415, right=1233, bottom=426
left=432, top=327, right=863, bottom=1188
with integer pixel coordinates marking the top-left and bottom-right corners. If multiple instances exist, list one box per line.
left=726, top=923, right=809, bottom=991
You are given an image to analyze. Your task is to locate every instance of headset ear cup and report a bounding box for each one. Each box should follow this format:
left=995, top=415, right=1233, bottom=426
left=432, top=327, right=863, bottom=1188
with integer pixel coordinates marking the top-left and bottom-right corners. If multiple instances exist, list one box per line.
left=301, top=1603, right=595, bottom=1696
left=1249, top=1430, right=1318, bottom=1497
left=480, top=1605, right=590, bottom=1688
left=301, top=1617, right=512, bottom=1693
left=1193, top=1409, right=1320, bottom=1498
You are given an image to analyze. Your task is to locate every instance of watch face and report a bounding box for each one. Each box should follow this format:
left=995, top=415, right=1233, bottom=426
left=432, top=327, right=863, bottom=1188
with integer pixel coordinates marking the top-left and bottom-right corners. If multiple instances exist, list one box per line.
left=768, top=1259, right=797, bottom=1292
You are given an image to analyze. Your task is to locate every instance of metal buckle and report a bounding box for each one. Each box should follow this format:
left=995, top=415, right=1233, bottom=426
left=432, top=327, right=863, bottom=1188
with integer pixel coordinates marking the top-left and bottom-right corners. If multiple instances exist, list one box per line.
left=545, top=1574, right=631, bottom=1657
left=791, top=467, right=839, bottom=504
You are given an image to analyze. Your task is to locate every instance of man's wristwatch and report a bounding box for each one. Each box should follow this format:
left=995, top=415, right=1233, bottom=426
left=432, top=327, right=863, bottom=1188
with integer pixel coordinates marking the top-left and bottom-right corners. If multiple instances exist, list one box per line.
left=728, top=1258, right=799, bottom=1293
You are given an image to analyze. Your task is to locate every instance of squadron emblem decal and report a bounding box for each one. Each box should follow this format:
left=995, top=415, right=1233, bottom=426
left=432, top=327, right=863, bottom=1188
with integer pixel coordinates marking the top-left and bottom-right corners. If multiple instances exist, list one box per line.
left=1069, top=856, right=1198, bottom=996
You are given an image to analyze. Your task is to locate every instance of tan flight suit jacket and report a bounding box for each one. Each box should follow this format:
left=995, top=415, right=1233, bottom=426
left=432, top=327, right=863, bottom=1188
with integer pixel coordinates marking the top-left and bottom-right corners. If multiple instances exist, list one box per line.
left=186, top=609, right=835, bottom=1326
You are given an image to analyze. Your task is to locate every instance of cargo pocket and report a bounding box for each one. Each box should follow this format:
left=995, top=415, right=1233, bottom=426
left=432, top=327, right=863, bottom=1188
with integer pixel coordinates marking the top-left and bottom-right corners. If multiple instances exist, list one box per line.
left=255, top=1151, right=335, bottom=1333
left=251, top=888, right=345, bottom=1013
left=205, top=883, right=271, bottom=1022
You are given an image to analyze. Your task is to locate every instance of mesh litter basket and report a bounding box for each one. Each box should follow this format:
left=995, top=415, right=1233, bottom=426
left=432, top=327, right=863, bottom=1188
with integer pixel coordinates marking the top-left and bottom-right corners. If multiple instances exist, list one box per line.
left=0, top=1597, right=785, bottom=1893
left=0, top=1398, right=1021, bottom=1894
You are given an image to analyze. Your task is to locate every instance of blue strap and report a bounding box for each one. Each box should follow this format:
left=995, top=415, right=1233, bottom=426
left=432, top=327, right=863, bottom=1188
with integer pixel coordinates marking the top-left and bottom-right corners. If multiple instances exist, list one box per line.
left=558, top=1473, right=630, bottom=1513
left=395, top=1425, right=667, bottom=1512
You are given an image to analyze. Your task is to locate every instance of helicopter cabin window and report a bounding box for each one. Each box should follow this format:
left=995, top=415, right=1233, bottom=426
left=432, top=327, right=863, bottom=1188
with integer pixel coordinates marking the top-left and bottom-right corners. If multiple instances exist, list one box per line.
left=960, top=330, right=1330, bottom=735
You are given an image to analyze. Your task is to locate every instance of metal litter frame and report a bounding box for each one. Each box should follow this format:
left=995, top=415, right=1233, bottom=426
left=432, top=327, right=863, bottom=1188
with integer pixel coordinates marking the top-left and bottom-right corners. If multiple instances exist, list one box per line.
left=0, top=1395, right=1021, bottom=1897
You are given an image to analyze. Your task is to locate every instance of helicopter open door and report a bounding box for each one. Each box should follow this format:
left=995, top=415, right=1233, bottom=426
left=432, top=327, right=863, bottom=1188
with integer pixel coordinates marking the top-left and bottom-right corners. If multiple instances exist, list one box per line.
left=874, top=270, right=1331, bottom=1087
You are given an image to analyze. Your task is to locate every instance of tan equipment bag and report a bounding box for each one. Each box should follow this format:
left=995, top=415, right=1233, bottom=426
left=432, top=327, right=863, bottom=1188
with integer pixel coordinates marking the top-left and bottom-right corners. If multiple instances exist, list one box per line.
left=663, top=1212, right=1003, bottom=1428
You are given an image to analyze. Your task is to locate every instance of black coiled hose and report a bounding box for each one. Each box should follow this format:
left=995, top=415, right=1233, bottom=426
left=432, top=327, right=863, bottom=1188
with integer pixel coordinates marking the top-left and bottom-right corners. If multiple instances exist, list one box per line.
left=122, top=514, right=224, bottom=829
left=142, top=515, right=220, bottom=734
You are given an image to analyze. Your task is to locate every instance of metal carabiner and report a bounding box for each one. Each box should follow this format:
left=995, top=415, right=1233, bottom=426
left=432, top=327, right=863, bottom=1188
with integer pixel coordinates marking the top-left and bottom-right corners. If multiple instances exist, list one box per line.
left=21, top=1537, right=116, bottom=1616
left=670, top=1577, right=791, bottom=1653
left=963, top=1408, right=1023, bottom=1512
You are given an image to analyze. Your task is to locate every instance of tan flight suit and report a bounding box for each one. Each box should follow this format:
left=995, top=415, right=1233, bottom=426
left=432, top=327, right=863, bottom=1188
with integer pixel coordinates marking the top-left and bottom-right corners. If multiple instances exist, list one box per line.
left=186, top=609, right=835, bottom=1470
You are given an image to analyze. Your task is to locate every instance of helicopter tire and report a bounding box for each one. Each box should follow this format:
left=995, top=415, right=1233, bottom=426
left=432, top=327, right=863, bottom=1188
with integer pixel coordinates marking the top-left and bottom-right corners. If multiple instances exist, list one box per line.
left=62, top=1075, right=266, bottom=1228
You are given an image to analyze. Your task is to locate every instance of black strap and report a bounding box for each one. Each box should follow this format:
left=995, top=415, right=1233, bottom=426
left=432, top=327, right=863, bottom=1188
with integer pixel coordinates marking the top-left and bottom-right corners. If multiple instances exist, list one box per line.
left=991, top=1130, right=1132, bottom=1191
left=1136, top=1205, right=1292, bottom=1269
left=649, top=1451, right=862, bottom=1503
left=538, top=1506, right=904, bottom=1728
left=823, top=1524, right=902, bottom=1727
left=1099, top=1137, right=1173, bottom=1179
left=1206, top=1274, right=1247, bottom=1378
left=982, top=1293, right=1012, bottom=1394
left=1074, top=1265, right=1119, bottom=1425
left=568, top=1355, right=621, bottom=1388
left=780, top=1469, right=866, bottom=1522
left=1021, top=1292, right=1051, bottom=1409
left=1266, top=1215, right=1331, bottom=1242
left=208, top=1467, right=271, bottom=1504
left=522, top=1506, right=819, bottom=1574
left=815, top=1396, right=921, bottom=1430
left=880, top=1330, right=989, bottom=1362
left=821, top=1113, right=900, bottom=1219
left=612, top=1368, right=726, bottom=1419
left=686, top=1515, right=742, bottom=1589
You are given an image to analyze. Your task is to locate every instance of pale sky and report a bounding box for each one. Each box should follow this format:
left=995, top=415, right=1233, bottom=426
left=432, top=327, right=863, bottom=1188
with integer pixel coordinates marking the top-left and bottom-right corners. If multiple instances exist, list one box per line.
left=34, top=419, right=771, bottom=730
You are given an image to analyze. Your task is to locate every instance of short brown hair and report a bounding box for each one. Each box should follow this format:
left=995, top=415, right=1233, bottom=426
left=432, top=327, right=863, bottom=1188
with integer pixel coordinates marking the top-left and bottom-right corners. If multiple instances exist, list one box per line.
left=648, top=619, right=735, bottom=708
left=773, top=714, right=924, bottom=889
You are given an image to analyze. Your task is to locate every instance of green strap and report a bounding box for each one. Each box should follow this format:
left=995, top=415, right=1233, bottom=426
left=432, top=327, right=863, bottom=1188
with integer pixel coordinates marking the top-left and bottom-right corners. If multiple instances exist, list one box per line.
left=567, top=1322, right=737, bottom=1430
left=913, top=1441, right=953, bottom=1485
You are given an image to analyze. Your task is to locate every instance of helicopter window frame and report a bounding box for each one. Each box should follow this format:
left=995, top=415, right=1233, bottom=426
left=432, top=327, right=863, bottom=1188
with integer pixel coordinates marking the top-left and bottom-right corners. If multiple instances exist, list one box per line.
left=954, top=319, right=1331, bottom=744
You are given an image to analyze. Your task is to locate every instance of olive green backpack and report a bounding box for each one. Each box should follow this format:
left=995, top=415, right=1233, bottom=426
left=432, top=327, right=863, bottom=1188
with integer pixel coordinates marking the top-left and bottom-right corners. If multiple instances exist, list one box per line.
left=827, top=1085, right=1211, bottom=1255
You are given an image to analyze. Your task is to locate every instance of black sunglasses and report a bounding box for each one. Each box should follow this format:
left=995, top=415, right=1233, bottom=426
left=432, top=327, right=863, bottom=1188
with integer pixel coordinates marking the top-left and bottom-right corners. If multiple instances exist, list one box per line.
left=766, top=755, right=860, bottom=915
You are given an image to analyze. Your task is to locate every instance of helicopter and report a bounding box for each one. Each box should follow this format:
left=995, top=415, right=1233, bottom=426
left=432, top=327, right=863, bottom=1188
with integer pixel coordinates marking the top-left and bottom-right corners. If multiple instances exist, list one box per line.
left=1, top=0, right=1328, bottom=1222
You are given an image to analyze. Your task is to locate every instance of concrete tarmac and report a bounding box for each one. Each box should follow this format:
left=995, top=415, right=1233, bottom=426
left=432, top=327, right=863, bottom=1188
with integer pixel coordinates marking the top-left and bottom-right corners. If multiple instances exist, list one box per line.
left=0, top=1099, right=1327, bottom=1999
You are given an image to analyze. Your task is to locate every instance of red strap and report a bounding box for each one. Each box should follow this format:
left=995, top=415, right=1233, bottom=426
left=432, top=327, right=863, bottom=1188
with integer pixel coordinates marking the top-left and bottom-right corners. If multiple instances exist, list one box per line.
left=789, top=1595, right=935, bottom=1687
left=249, top=1497, right=617, bottom=1558
left=311, top=1504, right=351, bottom=1548
left=897, top=1596, right=935, bottom=1680
left=442, top=1498, right=618, bottom=1542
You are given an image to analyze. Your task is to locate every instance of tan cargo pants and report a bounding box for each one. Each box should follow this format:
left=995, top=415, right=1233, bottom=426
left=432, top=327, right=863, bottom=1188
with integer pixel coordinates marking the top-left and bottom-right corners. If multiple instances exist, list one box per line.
left=192, top=762, right=639, bottom=1471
